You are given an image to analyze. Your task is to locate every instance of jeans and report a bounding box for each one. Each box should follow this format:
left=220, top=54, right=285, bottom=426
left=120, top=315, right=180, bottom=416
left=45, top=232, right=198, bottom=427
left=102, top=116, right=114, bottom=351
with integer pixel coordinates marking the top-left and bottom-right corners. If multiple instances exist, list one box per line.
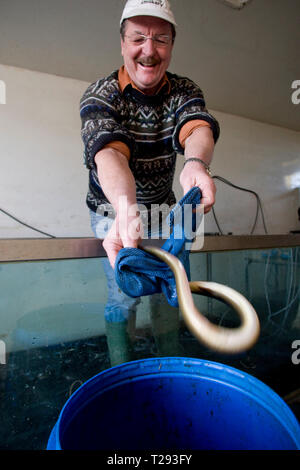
left=90, top=209, right=181, bottom=365
left=90, top=209, right=141, bottom=323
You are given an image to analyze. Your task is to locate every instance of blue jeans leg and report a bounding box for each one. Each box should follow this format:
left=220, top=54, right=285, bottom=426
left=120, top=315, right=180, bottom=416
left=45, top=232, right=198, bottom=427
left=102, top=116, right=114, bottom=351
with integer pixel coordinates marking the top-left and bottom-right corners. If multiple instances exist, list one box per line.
left=90, top=210, right=141, bottom=324
left=90, top=209, right=182, bottom=360
left=90, top=210, right=140, bottom=366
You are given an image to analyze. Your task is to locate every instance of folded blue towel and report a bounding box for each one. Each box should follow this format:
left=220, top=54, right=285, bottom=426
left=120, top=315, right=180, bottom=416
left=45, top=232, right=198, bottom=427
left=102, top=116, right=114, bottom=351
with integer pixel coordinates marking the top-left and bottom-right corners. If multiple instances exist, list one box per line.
left=115, top=187, right=202, bottom=307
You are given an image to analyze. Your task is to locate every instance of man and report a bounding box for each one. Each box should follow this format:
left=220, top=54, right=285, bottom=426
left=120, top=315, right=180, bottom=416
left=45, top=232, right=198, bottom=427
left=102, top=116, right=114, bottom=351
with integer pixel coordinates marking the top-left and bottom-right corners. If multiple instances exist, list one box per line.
left=80, top=0, right=220, bottom=365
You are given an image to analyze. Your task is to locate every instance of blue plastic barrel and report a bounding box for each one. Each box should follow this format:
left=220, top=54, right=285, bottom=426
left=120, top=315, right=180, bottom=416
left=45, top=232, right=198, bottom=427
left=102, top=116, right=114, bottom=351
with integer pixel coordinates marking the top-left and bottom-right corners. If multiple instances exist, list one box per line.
left=47, top=357, right=300, bottom=450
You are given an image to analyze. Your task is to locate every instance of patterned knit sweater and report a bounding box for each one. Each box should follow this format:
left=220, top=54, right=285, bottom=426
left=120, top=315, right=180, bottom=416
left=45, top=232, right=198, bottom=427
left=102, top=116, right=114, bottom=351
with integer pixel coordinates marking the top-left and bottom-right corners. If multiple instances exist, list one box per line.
left=80, top=69, right=220, bottom=214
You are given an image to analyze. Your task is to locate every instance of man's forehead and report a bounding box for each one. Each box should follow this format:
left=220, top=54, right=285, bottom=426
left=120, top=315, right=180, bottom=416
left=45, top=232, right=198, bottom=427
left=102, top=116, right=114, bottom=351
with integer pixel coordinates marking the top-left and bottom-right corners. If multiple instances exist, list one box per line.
left=125, top=16, right=172, bottom=32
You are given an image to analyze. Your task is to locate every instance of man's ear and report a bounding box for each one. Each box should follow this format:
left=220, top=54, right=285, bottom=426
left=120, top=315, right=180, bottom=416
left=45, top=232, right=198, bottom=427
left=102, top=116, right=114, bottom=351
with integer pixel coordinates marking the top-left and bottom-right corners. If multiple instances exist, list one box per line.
left=120, top=36, right=125, bottom=57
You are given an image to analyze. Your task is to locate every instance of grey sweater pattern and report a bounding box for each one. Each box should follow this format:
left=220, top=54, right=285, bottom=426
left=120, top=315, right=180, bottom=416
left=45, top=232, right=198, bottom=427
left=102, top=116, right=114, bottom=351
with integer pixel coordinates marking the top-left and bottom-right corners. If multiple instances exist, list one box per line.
left=80, top=69, right=220, bottom=213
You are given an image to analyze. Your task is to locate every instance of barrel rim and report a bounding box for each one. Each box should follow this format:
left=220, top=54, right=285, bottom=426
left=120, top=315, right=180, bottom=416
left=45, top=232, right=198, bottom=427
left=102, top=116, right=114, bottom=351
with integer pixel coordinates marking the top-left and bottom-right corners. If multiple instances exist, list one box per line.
left=50, top=357, right=300, bottom=450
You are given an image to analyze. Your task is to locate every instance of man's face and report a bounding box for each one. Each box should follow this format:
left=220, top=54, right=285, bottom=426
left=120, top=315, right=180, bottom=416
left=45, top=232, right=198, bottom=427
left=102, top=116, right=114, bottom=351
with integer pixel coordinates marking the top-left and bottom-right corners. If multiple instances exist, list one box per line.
left=121, top=16, right=174, bottom=95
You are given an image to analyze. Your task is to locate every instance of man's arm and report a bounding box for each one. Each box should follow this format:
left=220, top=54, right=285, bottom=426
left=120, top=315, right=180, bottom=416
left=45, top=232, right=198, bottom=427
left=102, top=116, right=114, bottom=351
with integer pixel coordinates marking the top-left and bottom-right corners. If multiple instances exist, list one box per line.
left=95, top=148, right=143, bottom=267
left=179, top=126, right=216, bottom=213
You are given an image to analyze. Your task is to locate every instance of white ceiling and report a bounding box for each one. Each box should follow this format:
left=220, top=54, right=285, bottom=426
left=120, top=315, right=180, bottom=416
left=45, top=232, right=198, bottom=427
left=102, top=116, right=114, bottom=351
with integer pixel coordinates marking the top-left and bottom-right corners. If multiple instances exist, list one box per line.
left=1, top=0, right=299, bottom=131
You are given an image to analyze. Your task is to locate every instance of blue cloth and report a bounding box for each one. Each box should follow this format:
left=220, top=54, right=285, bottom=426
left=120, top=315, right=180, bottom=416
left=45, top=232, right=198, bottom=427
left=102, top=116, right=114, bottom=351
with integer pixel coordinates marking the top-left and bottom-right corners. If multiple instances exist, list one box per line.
left=115, top=187, right=202, bottom=307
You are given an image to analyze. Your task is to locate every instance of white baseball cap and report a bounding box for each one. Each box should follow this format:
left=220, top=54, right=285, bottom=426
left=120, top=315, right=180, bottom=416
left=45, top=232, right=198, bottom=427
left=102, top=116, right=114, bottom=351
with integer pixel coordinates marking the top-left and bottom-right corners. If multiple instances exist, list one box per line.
left=120, top=0, right=177, bottom=26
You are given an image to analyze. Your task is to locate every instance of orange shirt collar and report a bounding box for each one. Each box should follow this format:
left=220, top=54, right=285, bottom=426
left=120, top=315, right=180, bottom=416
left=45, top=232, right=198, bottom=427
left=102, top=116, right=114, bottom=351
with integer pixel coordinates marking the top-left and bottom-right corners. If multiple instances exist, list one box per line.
left=118, top=65, right=171, bottom=95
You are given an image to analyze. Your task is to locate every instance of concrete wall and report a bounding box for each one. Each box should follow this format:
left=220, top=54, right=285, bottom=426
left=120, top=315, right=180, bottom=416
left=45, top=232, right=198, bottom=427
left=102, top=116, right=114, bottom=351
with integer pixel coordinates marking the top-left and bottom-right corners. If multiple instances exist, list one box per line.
left=0, top=64, right=90, bottom=238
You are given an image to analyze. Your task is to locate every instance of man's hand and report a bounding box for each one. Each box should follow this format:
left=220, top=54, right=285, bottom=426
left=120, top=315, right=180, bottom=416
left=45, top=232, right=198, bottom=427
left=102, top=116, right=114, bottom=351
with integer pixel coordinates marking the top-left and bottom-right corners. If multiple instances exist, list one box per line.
left=102, top=209, right=144, bottom=268
left=181, top=126, right=216, bottom=213
left=180, top=162, right=216, bottom=213
left=95, top=147, right=143, bottom=268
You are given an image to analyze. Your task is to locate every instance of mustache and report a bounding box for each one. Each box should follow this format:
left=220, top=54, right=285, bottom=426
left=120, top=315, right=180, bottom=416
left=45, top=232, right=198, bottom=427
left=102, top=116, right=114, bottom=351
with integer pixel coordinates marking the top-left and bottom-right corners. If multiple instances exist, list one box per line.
left=137, top=57, right=160, bottom=66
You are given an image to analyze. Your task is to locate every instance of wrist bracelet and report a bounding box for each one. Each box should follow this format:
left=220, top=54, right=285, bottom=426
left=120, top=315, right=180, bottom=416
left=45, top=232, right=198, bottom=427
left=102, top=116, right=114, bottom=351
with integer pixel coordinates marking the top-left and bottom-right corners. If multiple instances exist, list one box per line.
left=183, top=157, right=212, bottom=176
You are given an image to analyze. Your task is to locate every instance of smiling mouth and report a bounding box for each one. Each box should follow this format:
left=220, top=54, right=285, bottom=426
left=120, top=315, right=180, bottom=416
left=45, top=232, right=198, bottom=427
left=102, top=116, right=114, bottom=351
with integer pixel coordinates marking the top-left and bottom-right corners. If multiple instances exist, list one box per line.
left=138, top=64, right=157, bottom=68
left=137, top=58, right=160, bottom=68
